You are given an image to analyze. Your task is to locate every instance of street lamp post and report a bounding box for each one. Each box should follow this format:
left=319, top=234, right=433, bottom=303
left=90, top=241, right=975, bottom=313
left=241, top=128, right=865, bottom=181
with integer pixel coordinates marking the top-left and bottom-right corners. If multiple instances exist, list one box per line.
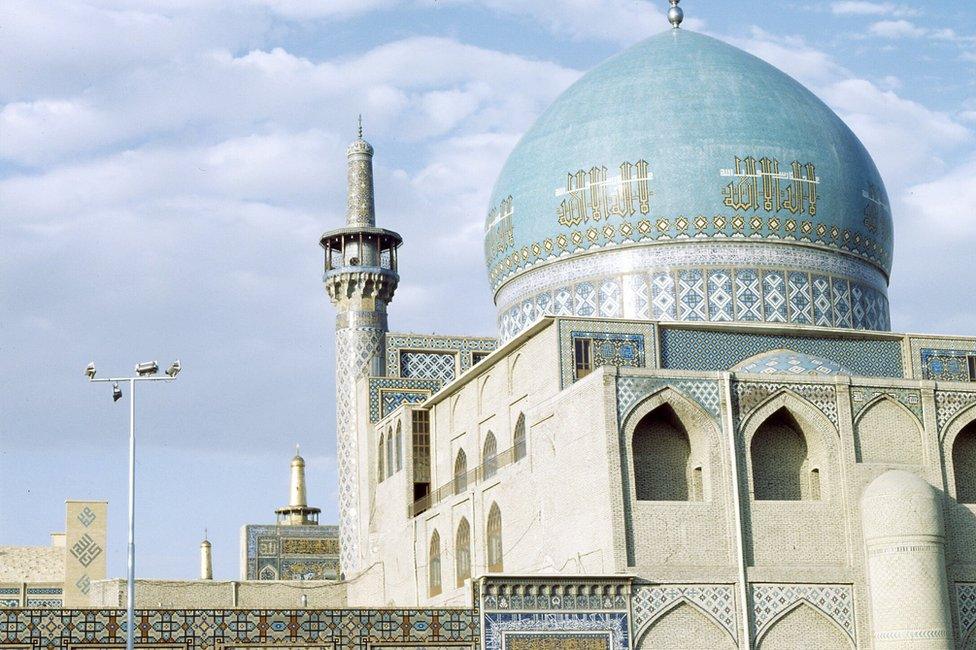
left=87, top=360, right=181, bottom=650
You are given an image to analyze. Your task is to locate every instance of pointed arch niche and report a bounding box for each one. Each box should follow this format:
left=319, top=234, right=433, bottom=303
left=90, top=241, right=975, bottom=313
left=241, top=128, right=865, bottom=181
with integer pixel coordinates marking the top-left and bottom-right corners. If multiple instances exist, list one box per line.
left=757, top=602, right=852, bottom=649
left=853, top=395, right=923, bottom=465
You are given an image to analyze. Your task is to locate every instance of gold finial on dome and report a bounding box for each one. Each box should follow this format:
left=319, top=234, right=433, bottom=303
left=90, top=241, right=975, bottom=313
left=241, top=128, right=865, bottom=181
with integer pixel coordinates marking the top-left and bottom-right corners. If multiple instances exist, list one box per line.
left=668, top=0, right=683, bottom=28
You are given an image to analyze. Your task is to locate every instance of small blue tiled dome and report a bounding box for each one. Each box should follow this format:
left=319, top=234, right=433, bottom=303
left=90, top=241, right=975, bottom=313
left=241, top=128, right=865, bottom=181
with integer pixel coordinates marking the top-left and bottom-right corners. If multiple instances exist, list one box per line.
left=736, top=350, right=852, bottom=376
left=486, top=29, right=893, bottom=340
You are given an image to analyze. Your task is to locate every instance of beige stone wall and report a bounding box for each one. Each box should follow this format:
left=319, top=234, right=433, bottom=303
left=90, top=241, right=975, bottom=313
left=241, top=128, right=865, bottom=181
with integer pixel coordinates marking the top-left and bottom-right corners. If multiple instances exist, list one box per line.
left=88, top=579, right=347, bottom=608
left=0, top=547, right=64, bottom=582
left=64, top=500, right=107, bottom=606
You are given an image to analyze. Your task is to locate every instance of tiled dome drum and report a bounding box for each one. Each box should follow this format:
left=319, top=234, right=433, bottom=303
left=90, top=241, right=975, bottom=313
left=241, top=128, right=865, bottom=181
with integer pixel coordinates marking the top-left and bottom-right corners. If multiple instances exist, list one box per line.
left=486, top=30, right=893, bottom=341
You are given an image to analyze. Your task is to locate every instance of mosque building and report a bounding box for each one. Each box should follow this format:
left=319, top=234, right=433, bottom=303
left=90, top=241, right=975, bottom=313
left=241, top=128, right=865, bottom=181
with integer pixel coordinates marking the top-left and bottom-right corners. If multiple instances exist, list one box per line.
left=7, top=2, right=976, bottom=648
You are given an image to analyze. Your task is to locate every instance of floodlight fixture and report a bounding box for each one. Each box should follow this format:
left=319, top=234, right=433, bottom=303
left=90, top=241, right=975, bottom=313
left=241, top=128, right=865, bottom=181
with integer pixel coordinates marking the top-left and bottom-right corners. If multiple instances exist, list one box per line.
left=165, top=360, right=181, bottom=378
left=86, top=362, right=96, bottom=380
left=112, top=382, right=122, bottom=402
left=135, top=361, right=159, bottom=377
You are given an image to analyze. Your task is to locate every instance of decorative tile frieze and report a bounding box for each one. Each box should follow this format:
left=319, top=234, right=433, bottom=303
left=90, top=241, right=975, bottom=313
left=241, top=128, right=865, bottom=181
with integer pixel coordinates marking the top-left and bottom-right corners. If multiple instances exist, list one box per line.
left=660, top=328, right=903, bottom=378
left=957, top=583, right=976, bottom=645
left=935, top=390, right=976, bottom=431
left=385, top=334, right=497, bottom=379
left=0, top=608, right=480, bottom=649
left=752, top=584, right=855, bottom=644
left=617, top=377, right=721, bottom=424
left=367, top=377, right=442, bottom=423
left=481, top=582, right=628, bottom=612
left=631, top=584, right=736, bottom=642
left=850, top=387, right=923, bottom=421
left=557, top=319, right=656, bottom=389
left=483, top=612, right=628, bottom=650
left=920, top=348, right=975, bottom=382
left=733, top=381, right=839, bottom=428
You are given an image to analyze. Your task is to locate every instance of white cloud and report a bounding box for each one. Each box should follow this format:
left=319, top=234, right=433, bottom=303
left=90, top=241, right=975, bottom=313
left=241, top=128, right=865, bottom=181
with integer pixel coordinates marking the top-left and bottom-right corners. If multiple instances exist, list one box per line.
left=869, top=19, right=926, bottom=38
left=902, top=156, right=976, bottom=238
left=830, top=1, right=918, bottom=16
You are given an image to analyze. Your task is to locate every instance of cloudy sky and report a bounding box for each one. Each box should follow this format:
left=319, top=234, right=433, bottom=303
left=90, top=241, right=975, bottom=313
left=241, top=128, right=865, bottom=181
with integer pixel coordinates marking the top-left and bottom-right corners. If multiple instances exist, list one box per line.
left=2, top=0, right=974, bottom=580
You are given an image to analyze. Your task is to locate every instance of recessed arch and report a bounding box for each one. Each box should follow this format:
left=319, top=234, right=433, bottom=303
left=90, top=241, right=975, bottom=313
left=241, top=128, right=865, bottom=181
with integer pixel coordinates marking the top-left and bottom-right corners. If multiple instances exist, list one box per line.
left=378, top=434, right=386, bottom=481
left=455, top=517, right=471, bottom=586
left=428, top=530, right=441, bottom=597
left=483, top=431, right=498, bottom=479
left=623, top=386, right=721, bottom=503
left=940, top=404, right=976, bottom=503
left=635, top=599, right=736, bottom=649
left=756, top=600, right=852, bottom=648
left=853, top=395, right=923, bottom=464
left=743, top=392, right=834, bottom=502
left=385, top=428, right=394, bottom=477
left=453, top=449, right=468, bottom=493
left=486, top=502, right=503, bottom=572
left=513, top=413, right=526, bottom=461
left=395, top=421, right=403, bottom=471
left=733, top=348, right=852, bottom=376
left=632, top=404, right=693, bottom=501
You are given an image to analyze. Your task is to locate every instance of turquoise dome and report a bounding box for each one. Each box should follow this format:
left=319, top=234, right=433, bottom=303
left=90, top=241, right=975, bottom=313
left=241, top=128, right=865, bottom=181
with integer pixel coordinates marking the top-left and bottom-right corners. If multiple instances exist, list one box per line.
left=485, top=29, right=894, bottom=340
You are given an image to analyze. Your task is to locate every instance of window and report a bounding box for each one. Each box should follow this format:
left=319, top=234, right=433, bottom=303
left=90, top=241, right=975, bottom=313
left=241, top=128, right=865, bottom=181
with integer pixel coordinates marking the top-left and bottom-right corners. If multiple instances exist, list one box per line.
left=395, top=422, right=403, bottom=472
left=513, top=413, right=526, bottom=461
left=412, top=410, right=431, bottom=502
left=574, top=337, right=593, bottom=379
left=378, top=435, right=386, bottom=481
left=453, top=449, right=468, bottom=494
left=751, top=409, right=815, bottom=501
left=809, top=468, right=821, bottom=501
left=691, top=466, right=704, bottom=501
left=483, top=432, right=498, bottom=479
left=486, top=503, right=503, bottom=572
left=472, top=352, right=489, bottom=365
left=953, top=422, right=976, bottom=503
left=386, top=430, right=394, bottom=477
left=632, top=405, right=694, bottom=501
left=969, top=355, right=976, bottom=381
left=455, top=518, right=471, bottom=587
left=428, top=531, right=441, bottom=596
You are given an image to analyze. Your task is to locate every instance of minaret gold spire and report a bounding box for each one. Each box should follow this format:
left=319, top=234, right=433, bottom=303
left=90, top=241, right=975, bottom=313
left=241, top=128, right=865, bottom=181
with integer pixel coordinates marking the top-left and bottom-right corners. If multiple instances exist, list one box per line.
left=275, top=447, right=321, bottom=525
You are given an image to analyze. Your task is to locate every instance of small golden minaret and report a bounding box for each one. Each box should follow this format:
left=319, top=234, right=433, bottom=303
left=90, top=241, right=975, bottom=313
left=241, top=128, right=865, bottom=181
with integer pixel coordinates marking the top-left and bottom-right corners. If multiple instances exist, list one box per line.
left=275, top=446, right=321, bottom=526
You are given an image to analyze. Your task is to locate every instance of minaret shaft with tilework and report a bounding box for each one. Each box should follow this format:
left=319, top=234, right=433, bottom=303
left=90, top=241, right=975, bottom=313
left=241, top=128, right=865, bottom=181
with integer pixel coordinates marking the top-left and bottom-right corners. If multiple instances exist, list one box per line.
left=320, top=123, right=401, bottom=577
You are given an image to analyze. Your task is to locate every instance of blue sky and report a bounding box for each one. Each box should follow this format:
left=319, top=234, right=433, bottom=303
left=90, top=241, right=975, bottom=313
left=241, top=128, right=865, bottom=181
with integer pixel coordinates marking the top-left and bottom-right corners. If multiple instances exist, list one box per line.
left=1, top=0, right=974, bottom=580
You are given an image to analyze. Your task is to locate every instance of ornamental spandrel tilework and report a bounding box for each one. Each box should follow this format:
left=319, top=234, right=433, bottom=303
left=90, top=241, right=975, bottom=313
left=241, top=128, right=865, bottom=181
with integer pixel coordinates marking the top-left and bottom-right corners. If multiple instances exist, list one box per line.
left=850, top=387, right=923, bottom=421
left=616, top=376, right=721, bottom=424
left=631, top=585, right=737, bottom=643
left=935, top=390, right=976, bottom=431
left=957, top=584, right=976, bottom=645
left=367, top=377, right=441, bottom=423
left=751, top=584, right=856, bottom=645
left=733, top=381, right=839, bottom=428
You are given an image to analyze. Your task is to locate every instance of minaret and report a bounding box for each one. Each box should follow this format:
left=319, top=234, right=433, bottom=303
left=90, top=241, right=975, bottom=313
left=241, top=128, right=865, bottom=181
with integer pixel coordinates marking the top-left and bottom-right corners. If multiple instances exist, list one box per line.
left=320, top=119, right=401, bottom=576
left=200, top=533, right=213, bottom=580
left=275, top=446, right=322, bottom=526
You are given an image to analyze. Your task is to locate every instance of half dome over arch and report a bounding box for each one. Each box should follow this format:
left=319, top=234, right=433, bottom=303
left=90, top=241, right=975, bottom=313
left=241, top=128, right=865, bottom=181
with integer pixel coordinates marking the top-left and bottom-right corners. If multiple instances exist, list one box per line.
left=736, top=350, right=852, bottom=376
left=487, top=29, right=893, bottom=340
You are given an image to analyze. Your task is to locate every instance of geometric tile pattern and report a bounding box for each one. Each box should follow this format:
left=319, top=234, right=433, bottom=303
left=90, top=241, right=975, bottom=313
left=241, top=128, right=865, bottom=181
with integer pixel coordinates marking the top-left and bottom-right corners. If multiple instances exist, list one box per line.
left=243, top=524, right=340, bottom=581
left=958, top=583, right=976, bottom=646
left=499, top=267, right=889, bottom=342
left=368, top=377, right=442, bottom=423
left=0, top=608, right=480, bottom=649
left=850, top=387, right=923, bottom=421
left=557, top=319, right=656, bottom=389
left=385, top=333, right=497, bottom=379
left=481, top=581, right=628, bottom=612
left=921, top=348, right=976, bottom=382
left=935, top=390, right=976, bottom=431
left=401, top=351, right=458, bottom=383
left=616, top=376, right=721, bottom=424
left=737, top=350, right=852, bottom=376
left=734, top=381, right=839, bottom=428
left=752, top=584, right=855, bottom=644
left=908, top=337, right=976, bottom=379
left=660, top=327, right=903, bottom=378
left=483, top=613, right=628, bottom=650
left=631, top=584, right=737, bottom=642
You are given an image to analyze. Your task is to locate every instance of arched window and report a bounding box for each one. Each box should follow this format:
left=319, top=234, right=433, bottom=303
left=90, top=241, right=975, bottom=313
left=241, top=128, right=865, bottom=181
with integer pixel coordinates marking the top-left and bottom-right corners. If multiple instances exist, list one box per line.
left=953, top=422, right=976, bottom=503
left=386, top=429, right=394, bottom=477
left=395, top=422, right=403, bottom=472
left=483, top=432, right=498, bottom=479
left=378, top=435, right=386, bottom=481
left=428, top=530, right=441, bottom=597
left=455, top=518, right=471, bottom=586
left=513, top=413, right=526, bottom=461
left=751, top=409, right=812, bottom=501
left=486, top=503, right=503, bottom=572
left=453, top=449, right=468, bottom=493
left=632, top=405, right=694, bottom=501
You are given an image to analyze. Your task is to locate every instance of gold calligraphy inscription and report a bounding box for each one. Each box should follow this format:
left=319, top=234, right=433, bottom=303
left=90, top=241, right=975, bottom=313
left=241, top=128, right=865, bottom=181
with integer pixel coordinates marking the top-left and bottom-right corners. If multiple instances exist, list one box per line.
left=507, top=635, right=609, bottom=650
left=282, top=538, right=339, bottom=555
left=485, top=196, right=515, bottom=258
left=721, top=156, right=817, bottom=217
left=556, top=161, right=652, bottom=228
